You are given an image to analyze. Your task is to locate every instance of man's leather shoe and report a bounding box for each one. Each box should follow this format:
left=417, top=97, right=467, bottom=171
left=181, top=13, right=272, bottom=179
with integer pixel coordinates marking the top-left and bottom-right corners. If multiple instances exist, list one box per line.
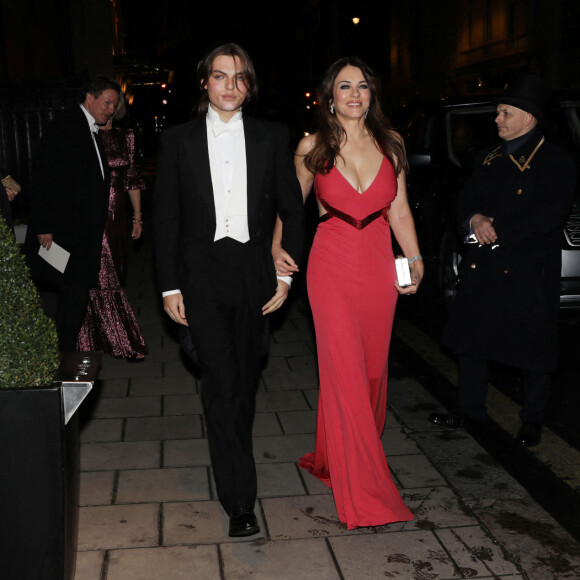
left=429, top=412, right=467, bottom=429
left=229, top=510, right=260, bottom=537
left=429, top=412, right=484, bottom=432
left=516, top=421, right=542, bottom=447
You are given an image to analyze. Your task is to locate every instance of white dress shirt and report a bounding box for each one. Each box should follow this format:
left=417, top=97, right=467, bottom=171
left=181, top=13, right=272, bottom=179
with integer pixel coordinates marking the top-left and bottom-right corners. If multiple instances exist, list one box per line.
left=79, top=104, right=105, bottom=178
left=162, top=105, right=291, bottom=298
left=206, top=105, right=250, bottom=243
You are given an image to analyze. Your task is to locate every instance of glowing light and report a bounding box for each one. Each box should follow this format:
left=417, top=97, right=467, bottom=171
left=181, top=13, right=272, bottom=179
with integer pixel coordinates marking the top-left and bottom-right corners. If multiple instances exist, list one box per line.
left=352, top=17, right=360, bottom=25
left=305, top=92, right=311, bottom=97
left=304, top=132, right=310, bottom=136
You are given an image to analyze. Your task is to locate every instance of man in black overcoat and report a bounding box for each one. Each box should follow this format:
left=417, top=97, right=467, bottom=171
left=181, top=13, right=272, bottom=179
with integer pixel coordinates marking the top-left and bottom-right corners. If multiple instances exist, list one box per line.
left=25, top=77, right=121, bottom=351
left=153, top=43, right=304, bottom=537
left=430, top=72, right=576, bottom=447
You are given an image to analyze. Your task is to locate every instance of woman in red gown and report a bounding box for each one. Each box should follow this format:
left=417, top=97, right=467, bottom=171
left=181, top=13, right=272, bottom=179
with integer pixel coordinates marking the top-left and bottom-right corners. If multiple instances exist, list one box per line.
left=77, top=109, right=148, bottom=360
left=274, top=57, right=423, bottom=529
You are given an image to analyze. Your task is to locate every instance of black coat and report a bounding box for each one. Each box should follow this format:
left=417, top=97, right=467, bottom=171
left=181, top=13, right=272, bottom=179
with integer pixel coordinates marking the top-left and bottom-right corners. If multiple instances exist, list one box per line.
left=25, top=106, right=110, bottom=287
left=152, top=115, right=304, bottom=311
left=442, top=130, right=576, bottom=372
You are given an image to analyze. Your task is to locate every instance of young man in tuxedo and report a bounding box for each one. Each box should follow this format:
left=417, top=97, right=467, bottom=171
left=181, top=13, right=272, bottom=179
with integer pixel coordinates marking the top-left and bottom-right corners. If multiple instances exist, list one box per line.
left=25, top=77, right=120, bottom=351
left=153, top=43, right=304, bottom=537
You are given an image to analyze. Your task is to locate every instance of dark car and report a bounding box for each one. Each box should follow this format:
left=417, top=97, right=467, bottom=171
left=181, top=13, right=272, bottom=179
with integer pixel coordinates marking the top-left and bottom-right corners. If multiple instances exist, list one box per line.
left=392, top=92, right=580, bottom=310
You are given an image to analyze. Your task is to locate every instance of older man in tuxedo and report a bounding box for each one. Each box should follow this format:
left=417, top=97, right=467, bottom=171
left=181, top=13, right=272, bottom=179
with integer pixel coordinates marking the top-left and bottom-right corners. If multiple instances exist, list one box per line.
left=153, top=43, right=304, bottom=537
left=26, top=77, right=120, bottom=351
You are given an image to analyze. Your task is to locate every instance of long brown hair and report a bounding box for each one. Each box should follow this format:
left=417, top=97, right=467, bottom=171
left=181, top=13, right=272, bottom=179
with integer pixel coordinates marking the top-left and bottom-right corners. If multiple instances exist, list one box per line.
left=196, top=43, right=258, bottom=116
left=304, top=57, right=408, bottom=176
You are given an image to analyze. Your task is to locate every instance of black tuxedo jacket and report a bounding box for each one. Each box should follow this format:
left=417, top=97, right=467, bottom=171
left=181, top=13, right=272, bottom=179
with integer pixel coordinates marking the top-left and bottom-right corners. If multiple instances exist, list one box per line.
left=25, top=106, right=110, bottom=287
left=153, top=114, right=304, bottom=306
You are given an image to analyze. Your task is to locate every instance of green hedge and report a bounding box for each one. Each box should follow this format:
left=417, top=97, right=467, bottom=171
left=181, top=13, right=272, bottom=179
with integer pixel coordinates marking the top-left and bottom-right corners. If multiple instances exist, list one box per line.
left=0, top=219, right=59, bottom=388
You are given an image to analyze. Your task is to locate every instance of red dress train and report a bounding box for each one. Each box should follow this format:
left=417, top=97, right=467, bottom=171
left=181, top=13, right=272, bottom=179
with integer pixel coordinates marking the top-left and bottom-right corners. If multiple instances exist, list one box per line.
left=298, top=157, right=413, bottom=529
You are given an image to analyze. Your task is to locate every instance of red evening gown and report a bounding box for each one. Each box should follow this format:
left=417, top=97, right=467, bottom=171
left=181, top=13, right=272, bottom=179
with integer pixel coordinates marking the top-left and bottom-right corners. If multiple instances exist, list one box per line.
left=298, top=157, right=413, bottom=529
left=77, top=128, right=148, bottom=359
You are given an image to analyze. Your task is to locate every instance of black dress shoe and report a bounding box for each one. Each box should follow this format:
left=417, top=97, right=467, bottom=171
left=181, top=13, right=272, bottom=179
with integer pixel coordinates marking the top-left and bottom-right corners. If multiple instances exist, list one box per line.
left=429, top=412, right=467, bottom=429
left=516, top=421, right=542, bottom=447
left=229, top=511, right=260, bottom=537
left=429, top=412, right=484, bottom=432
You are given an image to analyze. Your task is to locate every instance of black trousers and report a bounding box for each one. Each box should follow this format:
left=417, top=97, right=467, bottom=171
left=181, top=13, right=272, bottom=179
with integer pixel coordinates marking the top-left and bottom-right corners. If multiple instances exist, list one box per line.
left=183, top=238, right=272, bottom=515
left=38, top=281, right=90, bottom=352
left=457, top=355, right=551, bottom=424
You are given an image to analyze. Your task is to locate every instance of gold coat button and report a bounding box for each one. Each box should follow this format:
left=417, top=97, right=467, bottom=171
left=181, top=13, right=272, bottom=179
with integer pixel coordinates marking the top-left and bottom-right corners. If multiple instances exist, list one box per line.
left=470, top=263, right=477, bottom=269
left=516, top=188, right=522, bottom=195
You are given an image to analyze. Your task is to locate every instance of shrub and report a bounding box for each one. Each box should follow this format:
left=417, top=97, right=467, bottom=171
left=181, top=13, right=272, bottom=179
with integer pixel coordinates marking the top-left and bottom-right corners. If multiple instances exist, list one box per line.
left=0, top=218, right=59, bottom=388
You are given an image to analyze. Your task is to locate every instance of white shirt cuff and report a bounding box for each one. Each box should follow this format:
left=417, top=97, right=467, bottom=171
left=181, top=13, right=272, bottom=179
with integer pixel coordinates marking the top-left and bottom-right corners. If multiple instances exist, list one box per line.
left=162, top=289, right=181, bottom=298
left=277, top=276, right=292, bottom=288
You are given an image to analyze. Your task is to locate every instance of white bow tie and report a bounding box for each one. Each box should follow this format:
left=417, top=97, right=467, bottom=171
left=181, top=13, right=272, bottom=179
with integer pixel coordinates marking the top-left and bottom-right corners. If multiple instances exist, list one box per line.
left=212, top=118, right=242, bottom=138
left=90, top=123, right=99, bottom=134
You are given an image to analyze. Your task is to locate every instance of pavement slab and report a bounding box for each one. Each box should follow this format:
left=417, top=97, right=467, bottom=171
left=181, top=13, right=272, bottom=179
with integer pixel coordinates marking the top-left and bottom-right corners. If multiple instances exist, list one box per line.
left=129, top=377, right=197, bottom=396
left=329, top=530, right=458, bottom=580
left=75, top=550, right=104, bottom=580
left=80, top=470, right=116, bottom=506
left=163, top=438, right=211, bottom=467
left=397, top=486, right=480, bottom=531
left=473, top=498, right=580, bottom=579
left=80, top=418, right=123, bottom=443
left=78, top=504, right=160, bottom=550
left=116, top=467, right=210, bottom=503
left=253, top=433, right=315, bottom=464
left=261, top=369, right=319, bottom=390
left=256, top=462, right=306, bottom=498
left=277, top=409, right=317, bottom=434
left=436, top=526, right=520, bottom=577
left=106, top=545, right=220, bottom=580
left=255, top=389, right=310, bottom=412
left=96, top=379, right=129, bottom=398
left=81, top=441, right=160, bottom=471
left=252, top=412, right=283, bottom=436
left=388, top=453, right=448, bottom=488
left=220, top=538, right=341, bottom=579
left=413, top=430, right=530, bottom=501
left=262, top=495, right=373, bottom=540
left=90, top=395, right=161, bottom=419
left=124, top=414, right=203, bottom=441
left=381, top=426, right=423, bottom=456
left=163, top=393, right=203, bottom=415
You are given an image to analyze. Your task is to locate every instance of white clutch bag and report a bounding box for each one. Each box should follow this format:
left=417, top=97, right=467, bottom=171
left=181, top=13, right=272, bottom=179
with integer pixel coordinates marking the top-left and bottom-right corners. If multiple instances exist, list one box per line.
left=395, top=257, right=412, bottom=287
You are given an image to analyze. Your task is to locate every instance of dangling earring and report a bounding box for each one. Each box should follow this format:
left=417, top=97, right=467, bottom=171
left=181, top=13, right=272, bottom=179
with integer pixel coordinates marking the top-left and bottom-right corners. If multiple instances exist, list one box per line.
left=329, top=104, right=335, bottom=114
left=365, top=108, right=369, bottom=119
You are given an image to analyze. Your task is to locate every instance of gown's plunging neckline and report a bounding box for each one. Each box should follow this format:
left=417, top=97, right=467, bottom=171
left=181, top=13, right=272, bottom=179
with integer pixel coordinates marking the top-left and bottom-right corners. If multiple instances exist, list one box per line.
left=334, top=157, right=386, bottom=194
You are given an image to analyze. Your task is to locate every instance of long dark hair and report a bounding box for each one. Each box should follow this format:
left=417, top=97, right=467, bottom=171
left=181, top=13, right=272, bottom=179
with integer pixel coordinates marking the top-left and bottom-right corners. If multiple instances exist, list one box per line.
left=304, top=57, right=408, bottom=176
left=196, top=43, right=258, bottom=116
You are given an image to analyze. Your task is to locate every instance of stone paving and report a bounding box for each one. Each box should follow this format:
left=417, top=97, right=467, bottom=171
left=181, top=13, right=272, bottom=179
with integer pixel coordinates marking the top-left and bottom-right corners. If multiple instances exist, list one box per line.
left=74, top=239, right=580, bottom=579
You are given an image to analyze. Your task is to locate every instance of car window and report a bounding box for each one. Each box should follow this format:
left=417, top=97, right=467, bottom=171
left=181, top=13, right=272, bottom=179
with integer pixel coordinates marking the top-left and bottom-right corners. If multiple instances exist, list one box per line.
left=404, top=112, right=442, bottom=155
left=447, top=108, right=498, bottom=170
left=546, top=103, right=580, bottom=155
left=544, top=102, right=580, bottom=202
